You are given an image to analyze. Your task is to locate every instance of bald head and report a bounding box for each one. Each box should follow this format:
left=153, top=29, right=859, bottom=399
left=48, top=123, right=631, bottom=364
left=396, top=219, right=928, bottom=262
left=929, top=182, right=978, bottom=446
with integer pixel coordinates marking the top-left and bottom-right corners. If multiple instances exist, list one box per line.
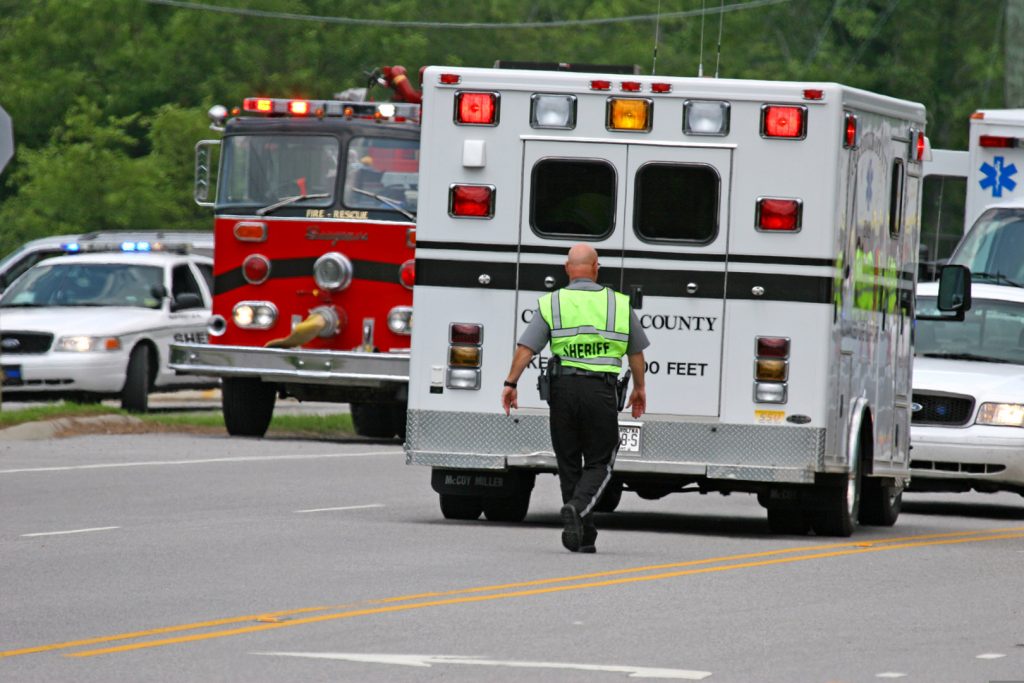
left=565, top=243, right=599, bottom=280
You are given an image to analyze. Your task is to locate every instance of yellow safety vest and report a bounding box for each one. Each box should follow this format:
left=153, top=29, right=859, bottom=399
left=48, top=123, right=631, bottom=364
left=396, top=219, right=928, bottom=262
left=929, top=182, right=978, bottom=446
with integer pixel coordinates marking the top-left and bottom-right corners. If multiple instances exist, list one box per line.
left=539, top=287, right=630, bottom=373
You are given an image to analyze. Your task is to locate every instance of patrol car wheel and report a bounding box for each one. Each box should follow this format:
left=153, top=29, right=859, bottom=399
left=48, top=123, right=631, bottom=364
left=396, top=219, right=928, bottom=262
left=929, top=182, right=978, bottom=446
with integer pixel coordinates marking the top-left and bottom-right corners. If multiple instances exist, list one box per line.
left=121, top=345, right=151, bottom=413
left=351, top=402, right=398, bottom=438
left=439, top=494, right=483, bottom=520
left=481, top=491, right=532, bottom=523
left=222, top=377, right=275, bottom=437
left=859, top=479, right=902, bottom=526
left=593, top=481, right=623, bottom=513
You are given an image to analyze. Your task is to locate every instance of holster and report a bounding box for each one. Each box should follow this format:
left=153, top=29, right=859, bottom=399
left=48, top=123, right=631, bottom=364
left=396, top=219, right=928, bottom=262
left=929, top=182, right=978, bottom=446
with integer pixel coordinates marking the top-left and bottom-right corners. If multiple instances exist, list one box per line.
left=616, top=370, right=631, bottom=411
left=537, top=355, right=561, bottom=401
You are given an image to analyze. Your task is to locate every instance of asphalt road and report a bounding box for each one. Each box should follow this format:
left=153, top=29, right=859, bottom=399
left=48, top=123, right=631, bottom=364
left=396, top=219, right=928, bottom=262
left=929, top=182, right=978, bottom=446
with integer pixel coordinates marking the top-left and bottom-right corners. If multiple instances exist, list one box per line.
left=2, top=431, right=1023, bottom=682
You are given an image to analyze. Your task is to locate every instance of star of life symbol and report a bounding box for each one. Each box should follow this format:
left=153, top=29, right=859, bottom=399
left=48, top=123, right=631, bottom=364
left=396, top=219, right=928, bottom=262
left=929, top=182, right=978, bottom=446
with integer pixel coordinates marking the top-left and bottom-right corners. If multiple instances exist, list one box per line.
left=979, top=155, right=1018, bottom=198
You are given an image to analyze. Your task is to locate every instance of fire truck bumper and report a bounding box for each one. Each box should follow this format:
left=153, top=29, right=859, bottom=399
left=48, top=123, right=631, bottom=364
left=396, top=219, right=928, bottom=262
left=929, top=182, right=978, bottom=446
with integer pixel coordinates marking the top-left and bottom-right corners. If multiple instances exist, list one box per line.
left=168, top=343, right=408, bottom=388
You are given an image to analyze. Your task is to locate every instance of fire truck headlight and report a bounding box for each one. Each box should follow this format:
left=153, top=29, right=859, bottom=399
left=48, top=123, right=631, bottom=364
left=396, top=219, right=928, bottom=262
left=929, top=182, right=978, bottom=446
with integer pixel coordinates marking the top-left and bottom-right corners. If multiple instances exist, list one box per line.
left=531, top=94, right=576, bottom=129
left=313, top=252, right=354, bottom=291
left=233, top=301, right=277, bottom=329
left=754, top=382, right=788, bottom=403
left=684, top=100, right=730, bottom=136
left=387, top=306, right=413, bottom=335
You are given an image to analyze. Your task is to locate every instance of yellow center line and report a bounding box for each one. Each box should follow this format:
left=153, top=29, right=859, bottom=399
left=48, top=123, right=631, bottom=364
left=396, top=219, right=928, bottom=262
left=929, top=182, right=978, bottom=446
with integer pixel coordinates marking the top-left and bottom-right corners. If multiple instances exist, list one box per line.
left=58, top=529, right=1024, bottom=658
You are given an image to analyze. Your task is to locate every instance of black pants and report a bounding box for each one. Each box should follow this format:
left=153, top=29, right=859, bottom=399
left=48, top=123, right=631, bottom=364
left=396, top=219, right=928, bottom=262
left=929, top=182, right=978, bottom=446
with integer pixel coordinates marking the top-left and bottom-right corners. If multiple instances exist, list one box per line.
left=548, top=374, right=620, bottom=530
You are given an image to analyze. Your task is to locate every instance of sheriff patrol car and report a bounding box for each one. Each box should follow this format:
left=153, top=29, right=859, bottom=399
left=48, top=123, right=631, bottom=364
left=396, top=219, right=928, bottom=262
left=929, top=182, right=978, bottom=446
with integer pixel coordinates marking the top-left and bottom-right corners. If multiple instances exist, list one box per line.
left=404, top=66, right=969, bottom=536
left=0, top=249, right=217, bottom=411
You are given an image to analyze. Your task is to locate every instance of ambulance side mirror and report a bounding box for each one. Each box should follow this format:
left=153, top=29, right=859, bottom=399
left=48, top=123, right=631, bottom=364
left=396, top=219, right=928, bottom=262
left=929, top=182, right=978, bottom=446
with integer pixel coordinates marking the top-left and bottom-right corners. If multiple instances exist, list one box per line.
left=918, top=265, right=971, bottom=321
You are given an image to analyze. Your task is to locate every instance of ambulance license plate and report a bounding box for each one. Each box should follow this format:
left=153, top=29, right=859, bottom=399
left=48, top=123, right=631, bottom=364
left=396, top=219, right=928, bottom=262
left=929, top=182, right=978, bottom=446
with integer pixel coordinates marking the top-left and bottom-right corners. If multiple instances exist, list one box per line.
left=618, top=422, right=641, bottom=453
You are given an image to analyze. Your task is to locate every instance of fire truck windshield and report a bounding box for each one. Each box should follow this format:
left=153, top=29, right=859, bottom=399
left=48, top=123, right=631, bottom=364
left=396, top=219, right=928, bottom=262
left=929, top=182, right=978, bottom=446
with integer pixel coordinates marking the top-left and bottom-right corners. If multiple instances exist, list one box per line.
left=217, top=134, right=338, bottom=208
left=343, top=136, right=420, bottom=214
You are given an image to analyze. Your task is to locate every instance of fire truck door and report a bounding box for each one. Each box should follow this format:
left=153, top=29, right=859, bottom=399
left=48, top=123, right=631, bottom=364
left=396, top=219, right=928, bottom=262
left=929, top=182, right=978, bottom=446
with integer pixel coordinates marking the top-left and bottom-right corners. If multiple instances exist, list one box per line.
left=514, top=139, right=629, bottom=410
left=621, top=144, right=732, bottom=416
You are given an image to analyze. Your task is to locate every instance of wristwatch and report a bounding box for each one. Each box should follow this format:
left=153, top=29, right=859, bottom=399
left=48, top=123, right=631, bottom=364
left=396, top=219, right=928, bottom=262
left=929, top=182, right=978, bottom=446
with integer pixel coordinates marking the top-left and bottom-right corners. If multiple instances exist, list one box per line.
left=503, top=380, right=517, bottom=389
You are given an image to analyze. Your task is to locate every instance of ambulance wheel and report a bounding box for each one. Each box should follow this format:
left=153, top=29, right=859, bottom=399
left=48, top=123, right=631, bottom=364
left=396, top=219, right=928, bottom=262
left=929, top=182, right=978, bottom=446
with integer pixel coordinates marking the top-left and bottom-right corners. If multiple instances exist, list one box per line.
left=222, top=377, right=275, bottom=437
left=481, top=491, right=532, bottom=523
left=810, top=472, right=861, bottom=538
left=121, top=345, right=151, bottom=413
left=351, top=402, right=398, bottom=438
left=439, top=494, right=483, bottom=521
left=859, top=479, right=902, bottom=526
left=593, top=481, right=623, bottom=513
left=767, top=507, right=811, bottom=535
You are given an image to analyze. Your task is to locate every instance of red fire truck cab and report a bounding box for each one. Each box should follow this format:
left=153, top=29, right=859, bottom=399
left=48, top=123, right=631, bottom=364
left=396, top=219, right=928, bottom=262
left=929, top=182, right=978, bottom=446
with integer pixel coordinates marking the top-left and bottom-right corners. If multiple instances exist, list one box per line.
left=170, top=85, right=419, bottom=439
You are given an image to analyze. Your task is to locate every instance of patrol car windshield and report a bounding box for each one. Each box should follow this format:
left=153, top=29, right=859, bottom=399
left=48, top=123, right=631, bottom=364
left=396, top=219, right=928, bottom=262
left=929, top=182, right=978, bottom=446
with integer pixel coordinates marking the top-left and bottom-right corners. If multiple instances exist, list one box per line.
left=949, top=209, right=1024, bottom=286
left=0, top=263, right=165, bottom=309
left=217, top=135, right=338, bottom=208
left=343, top=137, right=420, bottom=213
left=916, top=295, right=1024, bottom=364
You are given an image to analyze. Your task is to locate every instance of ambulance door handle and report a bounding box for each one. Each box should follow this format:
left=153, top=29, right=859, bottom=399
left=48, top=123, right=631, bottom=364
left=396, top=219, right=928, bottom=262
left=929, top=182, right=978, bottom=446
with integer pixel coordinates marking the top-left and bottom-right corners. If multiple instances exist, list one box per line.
left=686, top=282, right=698, bottom=295
left=629, top=285, right=643, bottom=309
left=544, top=276, right=556, bottom=289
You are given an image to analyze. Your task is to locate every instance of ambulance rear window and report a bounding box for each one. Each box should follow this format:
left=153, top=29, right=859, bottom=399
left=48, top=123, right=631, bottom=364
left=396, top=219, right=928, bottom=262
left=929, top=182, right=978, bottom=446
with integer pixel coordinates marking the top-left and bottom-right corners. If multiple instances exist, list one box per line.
left=633, top=163, right=719, bottom=243
left=530, top=159, right=615, bottom=239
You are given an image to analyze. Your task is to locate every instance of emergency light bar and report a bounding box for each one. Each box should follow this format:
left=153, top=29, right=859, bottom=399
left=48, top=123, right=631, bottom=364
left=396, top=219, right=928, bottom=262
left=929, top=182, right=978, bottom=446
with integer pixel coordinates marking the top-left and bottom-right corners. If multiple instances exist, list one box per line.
left=240, top=97, right=419, bottom=122
left=61, top=240, right=191, bottom=254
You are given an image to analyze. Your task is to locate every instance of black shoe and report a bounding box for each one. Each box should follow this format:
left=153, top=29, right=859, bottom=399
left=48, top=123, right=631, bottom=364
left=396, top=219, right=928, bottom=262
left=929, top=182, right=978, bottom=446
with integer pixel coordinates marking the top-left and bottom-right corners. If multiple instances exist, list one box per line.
left=580, top=527, right=597, bottom=553
left=579, top=544, right=596, bottom=554
left=560, top=504, right=583, bottom=552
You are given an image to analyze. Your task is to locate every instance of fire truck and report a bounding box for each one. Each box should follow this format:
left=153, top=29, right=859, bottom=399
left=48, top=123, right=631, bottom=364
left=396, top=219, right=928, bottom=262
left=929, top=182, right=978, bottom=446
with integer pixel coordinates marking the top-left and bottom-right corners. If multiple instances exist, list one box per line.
left=404, top=66, right=969, bottom=535
left=169, top=67, right=421, bottom=438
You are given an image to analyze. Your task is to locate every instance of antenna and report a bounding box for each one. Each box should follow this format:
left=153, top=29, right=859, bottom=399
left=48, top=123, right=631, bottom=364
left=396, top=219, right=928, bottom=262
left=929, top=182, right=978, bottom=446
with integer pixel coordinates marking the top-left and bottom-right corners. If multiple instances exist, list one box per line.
left=651, top=0, right=662, bottom=75
left=714, top=0, right=725, bottom=77
left=697, top=0, right=707, bottom=77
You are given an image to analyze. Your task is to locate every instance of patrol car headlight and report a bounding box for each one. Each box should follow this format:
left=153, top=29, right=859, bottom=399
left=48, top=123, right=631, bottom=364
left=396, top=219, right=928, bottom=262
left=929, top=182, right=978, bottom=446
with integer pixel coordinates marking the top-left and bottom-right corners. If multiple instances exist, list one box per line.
left=232, top=301, right=277, bottom=329
left=531, top=94, right=576, bottom=129
left=684, top=100, right=730, bottom=136
left=56, top=336, right=122, bottom=352
left=313, top=252, right=354, bottom=291
left=977, top=402, right=1024, bottom=427
left=387, top=306, right=413, bottom=335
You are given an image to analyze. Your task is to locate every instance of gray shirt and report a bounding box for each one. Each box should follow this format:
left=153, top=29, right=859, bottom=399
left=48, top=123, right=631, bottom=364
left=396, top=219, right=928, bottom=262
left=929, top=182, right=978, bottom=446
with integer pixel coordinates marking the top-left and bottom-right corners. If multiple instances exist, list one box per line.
left=517, top=278, right=650, bottom=355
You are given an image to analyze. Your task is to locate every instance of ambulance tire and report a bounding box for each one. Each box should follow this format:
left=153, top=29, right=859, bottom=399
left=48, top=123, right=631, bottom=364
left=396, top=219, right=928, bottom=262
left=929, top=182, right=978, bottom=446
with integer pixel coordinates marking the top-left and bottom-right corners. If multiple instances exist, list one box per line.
left=593, top=481, right=623, bottom=513
left=859, top=479, right=902, bottom=526
left=121, top=345, right=151, bottom=413
left=767, top=507, right=812, bottom=535
left=222, top=377, right=276, bottom=437
left=481, top=491, right=532, bottom=523
left=439, top=494, right=483, bottom=521
left=351, top=402, right=398, bottom=438
left=810, top=471, right=862, bottom=538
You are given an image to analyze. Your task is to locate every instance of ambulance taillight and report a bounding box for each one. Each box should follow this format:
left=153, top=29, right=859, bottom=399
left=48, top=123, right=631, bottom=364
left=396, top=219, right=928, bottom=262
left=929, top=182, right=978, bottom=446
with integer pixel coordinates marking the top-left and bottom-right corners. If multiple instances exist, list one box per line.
left=756, top=198, right=802, bottom=231
left=754, top=336, right=790, bottom=403
left=449, top=184, right=495, bottom=218
left=447, top=323, right=483, bottom=390
left=456, top=92, right=498, bottom=125
left=608, top=98, right=652, bottom=132
left=979, top=135, right=1020, bottom=149
left=843, top=113, right=858, bottom=149
left=761, top=105, right=807, bottom=139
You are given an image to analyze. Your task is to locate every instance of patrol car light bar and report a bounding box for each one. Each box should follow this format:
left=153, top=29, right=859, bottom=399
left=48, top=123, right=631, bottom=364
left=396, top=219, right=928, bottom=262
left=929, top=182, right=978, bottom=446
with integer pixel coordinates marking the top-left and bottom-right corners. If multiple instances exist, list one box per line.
left=761, top=105, right=807, bottom=139
left=684, top=100, right=729, bottom=136
left=756, top=198, right=802, bottom=232
left=608, top=98, right=652, bottom=132
left=449, top=184, right=495, bottom=218
left=456, top=92, right=498, bottom=125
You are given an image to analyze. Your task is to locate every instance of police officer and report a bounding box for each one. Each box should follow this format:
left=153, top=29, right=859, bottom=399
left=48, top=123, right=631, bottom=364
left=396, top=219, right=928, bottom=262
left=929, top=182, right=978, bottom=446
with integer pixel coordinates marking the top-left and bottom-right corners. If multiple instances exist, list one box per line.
left=501, top=244, right=648, bottom=553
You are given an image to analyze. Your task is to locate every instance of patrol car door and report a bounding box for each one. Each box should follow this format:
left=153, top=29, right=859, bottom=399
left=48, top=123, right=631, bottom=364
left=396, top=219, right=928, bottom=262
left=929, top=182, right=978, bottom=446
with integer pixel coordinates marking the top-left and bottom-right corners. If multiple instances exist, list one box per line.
left=621, top=144, right=732, bottom=416
left=161, top=263, right=211, bottom=387
left=514, top=139, right=629, bottom=410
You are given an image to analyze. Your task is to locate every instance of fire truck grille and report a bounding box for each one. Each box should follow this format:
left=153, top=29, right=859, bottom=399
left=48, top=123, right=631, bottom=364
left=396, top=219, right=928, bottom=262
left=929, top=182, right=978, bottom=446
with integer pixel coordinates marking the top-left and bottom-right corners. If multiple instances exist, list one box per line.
left=911, top=392, right=974, bottom=426
left=0, top=332, right=54, bottom=355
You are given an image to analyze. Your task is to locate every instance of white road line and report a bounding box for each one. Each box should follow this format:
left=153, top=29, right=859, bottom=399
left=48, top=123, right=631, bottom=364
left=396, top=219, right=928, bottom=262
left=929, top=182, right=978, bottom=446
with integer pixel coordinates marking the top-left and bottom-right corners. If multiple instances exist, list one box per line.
left=0, top=451, right=402, bottom=475
left=21, top=526, right=120, bottom=538
left=876, top=673, right=908, bottom=679
left=294, top=504, right=385, bottom=514
left=975, top=653, right=1006, bottom=659
left=252, top=652, right=712, bottom=679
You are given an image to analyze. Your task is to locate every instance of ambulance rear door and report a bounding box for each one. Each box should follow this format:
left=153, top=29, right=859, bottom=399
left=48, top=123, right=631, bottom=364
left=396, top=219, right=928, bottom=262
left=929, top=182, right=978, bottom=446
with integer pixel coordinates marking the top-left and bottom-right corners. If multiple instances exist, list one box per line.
left=514, top=139, right=628, bottom=410
left=621, top=143, right=733, bottom=417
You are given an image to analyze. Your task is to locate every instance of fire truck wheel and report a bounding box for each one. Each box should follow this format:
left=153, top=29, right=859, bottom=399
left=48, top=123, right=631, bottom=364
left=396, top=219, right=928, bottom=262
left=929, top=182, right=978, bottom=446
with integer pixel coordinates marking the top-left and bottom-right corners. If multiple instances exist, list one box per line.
left=859, top=479, right=902, bottom=526
left=593, top=480, right=623, bottom=513
left=481, top=491, right=532, bottom=523
left=766, top=507, right=811, bottom=535
left=439, top=494, right=483, bottom=521
left=121, top=345, right=151, bottom=413
left=222, top=377, right=276, bottom=437
left=351, top=402, right=399, bottom=438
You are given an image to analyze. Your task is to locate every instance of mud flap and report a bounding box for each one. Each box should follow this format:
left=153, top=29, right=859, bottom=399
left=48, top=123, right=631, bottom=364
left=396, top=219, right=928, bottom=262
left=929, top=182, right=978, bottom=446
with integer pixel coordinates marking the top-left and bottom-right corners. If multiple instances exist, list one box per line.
left=431, top=469, right=536, bottom=497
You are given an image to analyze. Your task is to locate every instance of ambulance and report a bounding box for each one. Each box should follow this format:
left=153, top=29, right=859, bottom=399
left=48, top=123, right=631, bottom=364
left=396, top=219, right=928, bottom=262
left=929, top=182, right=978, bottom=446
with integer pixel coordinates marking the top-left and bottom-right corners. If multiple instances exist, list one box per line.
left=404, top=66, right=969, bottom=536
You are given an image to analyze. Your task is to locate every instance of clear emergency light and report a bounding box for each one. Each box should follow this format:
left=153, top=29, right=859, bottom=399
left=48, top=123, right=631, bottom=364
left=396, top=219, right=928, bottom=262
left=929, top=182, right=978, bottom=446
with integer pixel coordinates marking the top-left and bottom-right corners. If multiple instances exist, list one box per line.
left=761, top=105, right=807, bottom=139
left=449, top=184, right=495, bottom=218
left=756, top=198, right=802, bottom=231
left=531, top=94, right=576, bottom=129
left=455, top=92, right=498, bottom=125
left=684, top=100, right=730, bottom=136
left=608, top=98, right=652, bottom=132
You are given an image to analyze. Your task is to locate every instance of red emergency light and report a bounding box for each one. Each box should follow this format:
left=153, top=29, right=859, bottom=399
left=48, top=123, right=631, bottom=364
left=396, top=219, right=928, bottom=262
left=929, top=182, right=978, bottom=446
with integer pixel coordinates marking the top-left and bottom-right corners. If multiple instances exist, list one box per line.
left=590, top=80, right=612, bottom=91
left=651, top=82, right=672, bottom=93
left=242, top=254, right=271, bottom=285
left=843, top=112, right=858, bottom=149
left=439, top=73, right=461, bottom=85
left=621, top=81, right=642, bottom=92
left=916, top=131, right=926, bottom=161
left=456, top=92, right=498, bottom=125
left=449, top=184, right=495, bottom=218
left=762, top=105, right=807, bottom=139
left=979, top=135, right=1020, bottom=148
left=399, top=260, right=416, bottom=289
left=244, top=98, right=275, bottom=114
left=757, top=198, right=802, bottom=231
